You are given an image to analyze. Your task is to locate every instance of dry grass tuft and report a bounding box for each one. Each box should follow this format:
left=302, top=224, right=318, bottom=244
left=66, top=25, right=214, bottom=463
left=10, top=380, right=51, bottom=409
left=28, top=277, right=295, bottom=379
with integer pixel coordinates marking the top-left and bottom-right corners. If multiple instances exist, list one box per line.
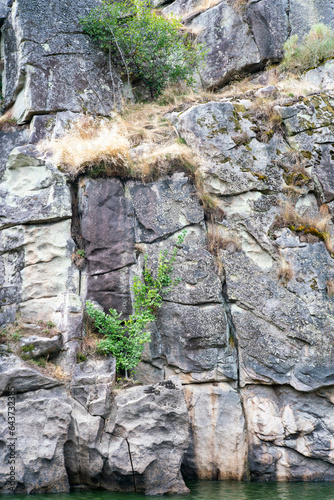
left=71, top=251, right=86, bottom=271
left=0, top=109, right=17, bottom=131
left=131, top=142, right=200, bottom=182
left=249, top=98, right=284, bottom=142
left=326, top=280, right=334, bottom=297
left=277, top=255, right=293, bottom=283
left=232, top=0, right=249, bottom=12
left=232, top=131, right=250, bottom=146
left=80, top=314, right=101, bottom=357
left=278, top=151, right=312, bottom=200
left=278, top=200, right=333, bottom=252
left=47, top=364, right=70, bottom=382
left=38, top=115, right=131, bottom=178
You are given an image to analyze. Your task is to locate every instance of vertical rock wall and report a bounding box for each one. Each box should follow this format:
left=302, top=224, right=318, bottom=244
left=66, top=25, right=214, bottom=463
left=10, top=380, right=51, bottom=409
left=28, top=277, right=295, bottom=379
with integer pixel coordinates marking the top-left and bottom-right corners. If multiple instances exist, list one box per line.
left=1, top=0, right=334, bottom=493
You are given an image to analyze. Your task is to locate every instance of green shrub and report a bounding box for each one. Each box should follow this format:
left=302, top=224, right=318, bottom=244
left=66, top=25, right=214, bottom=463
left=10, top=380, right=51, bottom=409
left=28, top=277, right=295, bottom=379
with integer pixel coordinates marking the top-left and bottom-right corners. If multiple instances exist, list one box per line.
left=281, top=24, right=334, bottom=74
left=86, top=230, right=186, bottom=374
left=80, top=0, right=203, bottom=97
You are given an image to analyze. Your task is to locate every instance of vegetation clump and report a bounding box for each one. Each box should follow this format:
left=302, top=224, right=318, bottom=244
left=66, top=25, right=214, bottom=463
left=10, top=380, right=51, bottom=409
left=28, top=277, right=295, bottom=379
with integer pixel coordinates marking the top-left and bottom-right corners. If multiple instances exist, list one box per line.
left=80, top=0, right=202, bottom=98
left=86, top=231, right=186, bottom=375
left=281, top=24, right=334, bottom=74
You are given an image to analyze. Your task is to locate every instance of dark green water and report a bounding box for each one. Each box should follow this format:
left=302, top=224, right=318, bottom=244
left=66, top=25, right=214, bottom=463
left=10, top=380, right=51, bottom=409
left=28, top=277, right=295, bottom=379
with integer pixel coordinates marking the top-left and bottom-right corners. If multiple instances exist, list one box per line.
left=4, top=481, right=334, bottom=500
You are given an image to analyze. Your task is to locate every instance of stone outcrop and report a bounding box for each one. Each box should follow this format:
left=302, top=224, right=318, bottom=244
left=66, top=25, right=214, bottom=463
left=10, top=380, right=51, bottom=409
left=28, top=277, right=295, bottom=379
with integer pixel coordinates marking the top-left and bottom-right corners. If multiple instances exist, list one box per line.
left=1, top=0, right=121, bottom=123
left=0, top=352, right=189, bottom=494
left=165, top=0, right=334, bottom=89
left=2, top=0, right=334, bottom=493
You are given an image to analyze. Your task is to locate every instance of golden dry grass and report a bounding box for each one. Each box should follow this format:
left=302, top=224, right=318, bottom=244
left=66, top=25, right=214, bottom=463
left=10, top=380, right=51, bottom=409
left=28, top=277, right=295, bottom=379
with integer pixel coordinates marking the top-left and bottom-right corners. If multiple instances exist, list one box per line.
left=249, top=97, right=284, bottom=141
left=279, top=201, right=333, bottom=252
left=38, top=115, right=131, bottom=177
left=277, top=255, right=293, bottom=283
left=326, top=280, right=334, bottom=297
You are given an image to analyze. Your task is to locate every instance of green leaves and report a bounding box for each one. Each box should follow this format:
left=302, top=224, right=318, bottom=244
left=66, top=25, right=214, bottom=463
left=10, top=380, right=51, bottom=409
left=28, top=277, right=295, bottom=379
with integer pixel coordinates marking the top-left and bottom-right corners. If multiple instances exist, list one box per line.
left=80, top=0, right=203, bottom=97
left=86, top=230, right=186, bottom=371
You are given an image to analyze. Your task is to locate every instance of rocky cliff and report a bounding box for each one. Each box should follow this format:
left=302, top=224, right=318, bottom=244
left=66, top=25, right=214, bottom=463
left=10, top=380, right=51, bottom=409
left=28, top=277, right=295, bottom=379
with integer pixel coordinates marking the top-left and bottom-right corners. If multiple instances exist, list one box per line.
left=1, top=0, right=334, bottom=494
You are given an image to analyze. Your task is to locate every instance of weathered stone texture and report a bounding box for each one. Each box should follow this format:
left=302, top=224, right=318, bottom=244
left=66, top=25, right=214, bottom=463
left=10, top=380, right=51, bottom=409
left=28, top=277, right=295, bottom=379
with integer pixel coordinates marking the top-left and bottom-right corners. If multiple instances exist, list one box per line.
left=66, top=377, right=190, bottom=494
left=182, top=383, right=247, bottom=480
left=2, top=0, right=121, bottom=123
left=79, top=177, right=136, bottom=315
left=127, top=173, right=204, bottom=242
left=70, top=357, right=116, bottom=417
left=0, top=387, right=72, bottom=494
left=243, top=385, right=334, bottom=481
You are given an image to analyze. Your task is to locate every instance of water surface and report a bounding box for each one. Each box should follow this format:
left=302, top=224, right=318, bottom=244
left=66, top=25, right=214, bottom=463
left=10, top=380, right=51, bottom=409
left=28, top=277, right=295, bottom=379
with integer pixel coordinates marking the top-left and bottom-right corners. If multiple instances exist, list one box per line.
left=4, top=481, right=334, bottom=500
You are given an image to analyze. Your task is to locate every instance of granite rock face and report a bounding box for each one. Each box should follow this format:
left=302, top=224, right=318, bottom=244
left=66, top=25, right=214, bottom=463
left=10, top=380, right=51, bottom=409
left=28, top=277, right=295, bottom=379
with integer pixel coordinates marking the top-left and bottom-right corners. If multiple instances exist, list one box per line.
left=65, top=377, right=190, bottom=495
left=2, top=0, right=121, bottom=123
left=0, top=386, right=72, bottom=494
left=2, top=0, right=334, bottom=492
left=243, top=385, right=334, bottom=481
left=182, top=383, right=247, bottom=480
left=165, top=0, right=334, bottom=89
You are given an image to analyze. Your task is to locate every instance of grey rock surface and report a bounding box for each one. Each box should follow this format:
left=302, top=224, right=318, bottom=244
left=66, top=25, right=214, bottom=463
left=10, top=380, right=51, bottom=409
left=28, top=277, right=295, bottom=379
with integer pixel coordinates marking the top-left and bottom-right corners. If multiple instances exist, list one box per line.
left=127, top=173, right=204, bottom=242
left=102, top=378, right=190, bottom=494
left=19, top=334, right=62, bottom=359
left=2, top=0, right=121, bottom=123
left=183, top=382, right=247, bottom=480
left=0, top=387, right=72, bottom=494
left=247, top=0, right=288, bottom=62
left=186, top=1, right=261, bottom=89
left=0, top=352, right=60, bottom=396
left=70, top=357, right=116, bottom=417
left=243, top=385, right=334, bottom=480
left=79, top=177, right=136, bottom=315
left=66, top=377, right=190, bottom=494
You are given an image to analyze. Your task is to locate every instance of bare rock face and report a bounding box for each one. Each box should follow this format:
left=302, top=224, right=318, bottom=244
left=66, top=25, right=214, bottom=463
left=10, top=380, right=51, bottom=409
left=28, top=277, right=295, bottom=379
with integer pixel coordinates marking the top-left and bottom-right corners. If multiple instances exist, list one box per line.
left=243, top=385, right=334, bottom=481
left=19, top=334, right=62, bottom=359
left=182, top=383, right=247, bottom=481
left=79, top=177, right=136, bottom=316
left=2, top=0, right=121, bottom=123
left=165, top=0, right=334, bottom=89
left=0, top=386, right=72, bottom=494
left=70, top=357, right=116, bottom=417
left=66, top=377, right=190, bottom=495
left=102, top=378, right=190, bottom=494
left=184, top=1, right=261, bottom=89
left=127, top=173, right=204, bottom=242
left=0, top=352, right=60, bottom=396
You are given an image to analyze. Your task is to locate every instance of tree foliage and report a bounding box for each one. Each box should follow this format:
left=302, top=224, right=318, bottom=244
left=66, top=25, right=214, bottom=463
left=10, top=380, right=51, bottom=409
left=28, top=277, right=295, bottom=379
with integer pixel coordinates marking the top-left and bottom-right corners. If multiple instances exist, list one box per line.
left=86, top=230, right=186, bottom=372
left=80, top=0, right=202, bottom=97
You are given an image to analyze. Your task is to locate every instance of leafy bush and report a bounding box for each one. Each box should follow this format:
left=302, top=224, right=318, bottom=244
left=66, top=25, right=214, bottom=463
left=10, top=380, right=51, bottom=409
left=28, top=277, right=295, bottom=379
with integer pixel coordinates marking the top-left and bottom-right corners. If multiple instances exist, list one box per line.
left=281, top=24, right=334, bottom=74
left=80, top=0, right=202, bottom=97
left=86, top=230, right=186, bottom=374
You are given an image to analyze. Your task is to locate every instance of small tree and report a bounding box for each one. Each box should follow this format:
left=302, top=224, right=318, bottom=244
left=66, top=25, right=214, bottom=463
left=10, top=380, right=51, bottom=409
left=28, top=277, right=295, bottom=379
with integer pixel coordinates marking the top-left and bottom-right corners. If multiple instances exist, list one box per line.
left=80, top=0, right=202, bottom=97
left=86, top=230, right=186, bottom=376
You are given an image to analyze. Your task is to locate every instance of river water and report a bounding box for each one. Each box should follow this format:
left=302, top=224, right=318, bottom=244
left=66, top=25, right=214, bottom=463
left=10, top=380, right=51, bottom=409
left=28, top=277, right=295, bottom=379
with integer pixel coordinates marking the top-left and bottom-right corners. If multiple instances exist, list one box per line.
left=4, top=481, right=334, bottom=500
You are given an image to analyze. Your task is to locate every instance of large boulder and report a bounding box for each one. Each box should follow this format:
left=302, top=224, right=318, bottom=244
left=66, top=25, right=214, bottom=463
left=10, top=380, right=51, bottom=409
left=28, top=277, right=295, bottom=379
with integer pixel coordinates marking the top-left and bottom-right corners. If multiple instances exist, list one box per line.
left=70, top=357, right=116, bottom=417
left=66, top=378, right=190, bottom=494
